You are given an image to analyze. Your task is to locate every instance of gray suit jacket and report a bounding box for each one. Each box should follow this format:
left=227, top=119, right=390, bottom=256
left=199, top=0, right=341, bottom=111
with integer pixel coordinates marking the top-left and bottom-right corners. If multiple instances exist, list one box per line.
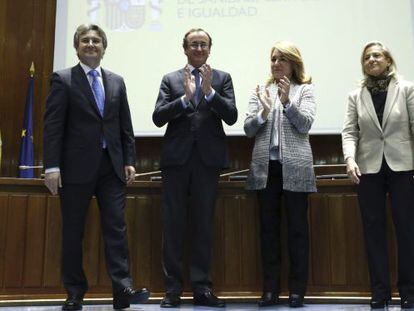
left=342, top=77, right=414, bottom=173
left=244, top=83, right=317, bottom=192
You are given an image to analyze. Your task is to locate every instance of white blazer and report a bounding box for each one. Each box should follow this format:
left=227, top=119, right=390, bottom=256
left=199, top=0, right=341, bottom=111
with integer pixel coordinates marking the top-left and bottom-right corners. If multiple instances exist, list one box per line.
left=342, top=77, right=414, bottom=174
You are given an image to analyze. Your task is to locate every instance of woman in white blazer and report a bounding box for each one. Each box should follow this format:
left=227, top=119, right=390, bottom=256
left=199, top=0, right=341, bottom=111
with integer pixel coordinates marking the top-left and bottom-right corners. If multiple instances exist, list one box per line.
left=244, top=41, right=316, bottom=308
left=342, top=41, right=414, bottom=309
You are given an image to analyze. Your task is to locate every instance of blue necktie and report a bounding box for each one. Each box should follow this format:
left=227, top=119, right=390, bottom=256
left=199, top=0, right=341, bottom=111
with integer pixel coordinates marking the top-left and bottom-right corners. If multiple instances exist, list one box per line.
left=88, top=69, right=105, bottom=117
left=88, top=69, right=106, bottom=148
left=192, top=69, right=202, bottom=104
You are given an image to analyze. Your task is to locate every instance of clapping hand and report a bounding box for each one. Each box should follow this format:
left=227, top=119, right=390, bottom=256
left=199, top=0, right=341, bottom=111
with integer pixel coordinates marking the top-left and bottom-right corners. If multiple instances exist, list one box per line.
left=183, top=66, right=196, bottom=102
left=256, top=85, right=272, bottom=119
left=199, top=64, right=213, bottom=96
left=277, top=76, right=290, bottom=105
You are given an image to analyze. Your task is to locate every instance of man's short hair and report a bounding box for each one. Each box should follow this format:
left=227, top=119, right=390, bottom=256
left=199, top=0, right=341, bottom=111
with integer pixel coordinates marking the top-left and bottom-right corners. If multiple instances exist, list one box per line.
left=182, top=28, right=212, bottom=49
left=73, top=24, right=108, bottom=49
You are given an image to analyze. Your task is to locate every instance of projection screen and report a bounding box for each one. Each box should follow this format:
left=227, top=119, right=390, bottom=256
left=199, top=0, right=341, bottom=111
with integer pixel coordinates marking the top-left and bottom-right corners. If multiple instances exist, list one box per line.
left=54, top=0, right=414, bottom=136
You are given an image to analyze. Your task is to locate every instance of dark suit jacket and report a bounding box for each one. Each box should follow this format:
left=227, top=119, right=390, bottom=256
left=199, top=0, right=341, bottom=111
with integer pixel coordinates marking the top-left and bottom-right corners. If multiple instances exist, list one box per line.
left=153, top=68, right=237, bottom=169
left=43, top=64, right=136, bottom=184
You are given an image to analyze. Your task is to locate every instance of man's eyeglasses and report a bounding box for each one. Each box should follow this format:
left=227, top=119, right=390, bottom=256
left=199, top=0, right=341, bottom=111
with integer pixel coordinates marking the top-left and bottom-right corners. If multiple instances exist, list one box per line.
left=188, top=43, right=209, bottom=50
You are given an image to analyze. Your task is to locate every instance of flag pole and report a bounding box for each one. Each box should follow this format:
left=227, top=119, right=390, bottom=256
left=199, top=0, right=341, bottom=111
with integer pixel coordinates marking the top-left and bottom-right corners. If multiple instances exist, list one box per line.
left=18, top=62, right=35, bottom=178
left=30, top=62, right=35, bottom=77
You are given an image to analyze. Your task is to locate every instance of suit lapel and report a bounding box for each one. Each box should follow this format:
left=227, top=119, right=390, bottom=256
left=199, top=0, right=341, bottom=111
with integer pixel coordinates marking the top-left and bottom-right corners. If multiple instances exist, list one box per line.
left=102, top=68, right=112, bottom=118
left=361, top=87, right=382, bottom=132
left=289, top=83, right=300, bottom=101
left=381, top=78, right=398, bottom=128
left=73, top=64, right=102, bottom=117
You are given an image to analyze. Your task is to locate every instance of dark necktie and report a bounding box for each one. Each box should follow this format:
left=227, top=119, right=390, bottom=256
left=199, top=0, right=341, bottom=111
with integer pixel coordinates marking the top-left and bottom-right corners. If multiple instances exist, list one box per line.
left=192, top=68, right=202, bottom=104
left=88, top=69, right=105, bottom=117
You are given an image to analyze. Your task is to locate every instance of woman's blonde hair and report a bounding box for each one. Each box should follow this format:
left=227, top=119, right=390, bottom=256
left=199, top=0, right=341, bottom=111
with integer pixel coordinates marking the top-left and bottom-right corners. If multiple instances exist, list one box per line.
left=360, top=41, right=397, bottom=85
left=266, top=41, right=311, bottom=86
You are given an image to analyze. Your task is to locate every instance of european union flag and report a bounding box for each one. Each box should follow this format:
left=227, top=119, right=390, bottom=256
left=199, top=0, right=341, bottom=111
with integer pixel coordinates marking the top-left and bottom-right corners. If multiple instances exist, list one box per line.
left=18, top=75, right=34, bottom=178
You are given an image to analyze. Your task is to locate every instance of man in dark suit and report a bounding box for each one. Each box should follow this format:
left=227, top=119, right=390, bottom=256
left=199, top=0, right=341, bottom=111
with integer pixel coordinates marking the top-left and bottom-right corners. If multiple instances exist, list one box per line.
left=153, top=28, right=237, bottom=308
left=43, top=24, right=149, bottom=310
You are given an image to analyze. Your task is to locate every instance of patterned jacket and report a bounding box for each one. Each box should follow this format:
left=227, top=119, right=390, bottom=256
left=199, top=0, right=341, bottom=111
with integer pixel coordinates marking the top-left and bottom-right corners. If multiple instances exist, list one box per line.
left=244, top=82, right=317, bottom=192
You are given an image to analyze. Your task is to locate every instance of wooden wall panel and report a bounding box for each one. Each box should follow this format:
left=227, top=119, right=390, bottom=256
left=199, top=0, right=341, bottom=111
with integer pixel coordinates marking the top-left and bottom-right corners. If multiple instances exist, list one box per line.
left=0, top=178, right=402, bottom=300
left=309, top=195, right=331, bottom=286
left=149, top=195, right=163, bottom=292
left=131, top=196, right=155, bottom=289
left=343, top=195, right=369, bottom=286
left=24, top=195, right=47, bottom=287
left=223, top=195, right=242, bottom=288
left=0, top=0, right=55, bottom=177
left=4, top=196, right=27, bottom=287
left=210, top=197, right=225, bottom=292
left=329, top=195, right=347, bottom=286
left=132, top=135, right=343, bottom=176
left=239, top=195, right=260, bottom=289
left=0, top=195, right=8, bottom=288
left=43, top=196, right=62, bottom=288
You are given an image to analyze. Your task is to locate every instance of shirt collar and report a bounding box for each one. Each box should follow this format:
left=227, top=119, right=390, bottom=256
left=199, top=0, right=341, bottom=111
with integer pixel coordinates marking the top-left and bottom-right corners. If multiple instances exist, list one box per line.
left=79, top=62, right=102, bottom=77
left=188, top=64, right=206, bottom=73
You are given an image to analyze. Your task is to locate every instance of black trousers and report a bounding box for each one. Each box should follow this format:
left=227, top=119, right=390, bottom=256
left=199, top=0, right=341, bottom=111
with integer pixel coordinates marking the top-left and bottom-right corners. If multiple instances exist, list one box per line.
left=59, top=149, right=132, bottom=295
left=257, top=160, right=309, bottom=295
left=357, top=159, right=414, bottom=301
left=161, top=145, right=220, bottom=295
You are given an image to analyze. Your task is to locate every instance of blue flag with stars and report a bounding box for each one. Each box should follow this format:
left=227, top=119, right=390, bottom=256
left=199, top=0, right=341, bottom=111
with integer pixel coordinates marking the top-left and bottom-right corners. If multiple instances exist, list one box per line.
left=18, top=76, right=34, bottom=178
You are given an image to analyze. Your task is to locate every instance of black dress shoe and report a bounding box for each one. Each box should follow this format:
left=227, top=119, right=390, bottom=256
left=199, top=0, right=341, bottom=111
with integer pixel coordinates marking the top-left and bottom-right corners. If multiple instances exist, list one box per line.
left=62, top=294, right=84, bottom=310
left=370, top=298, right=389, bottom=309
left=194, top=291, right=225, bottom=308
left=113, top=287, right=150, bottom=309
left=258, top=292, right=279, bottom=307
left=401, top=299, right=414, bottom=309
left=160, top=293, right=181, bottom=308
left=289, top=294, right=304, bottom=308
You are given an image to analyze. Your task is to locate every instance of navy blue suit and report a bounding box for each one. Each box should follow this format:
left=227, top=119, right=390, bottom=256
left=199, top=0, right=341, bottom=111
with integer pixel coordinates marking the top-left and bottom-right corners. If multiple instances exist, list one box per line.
left=43, top=64, right=136, bottom=295
left=153, top=67, right=237, bottom=294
